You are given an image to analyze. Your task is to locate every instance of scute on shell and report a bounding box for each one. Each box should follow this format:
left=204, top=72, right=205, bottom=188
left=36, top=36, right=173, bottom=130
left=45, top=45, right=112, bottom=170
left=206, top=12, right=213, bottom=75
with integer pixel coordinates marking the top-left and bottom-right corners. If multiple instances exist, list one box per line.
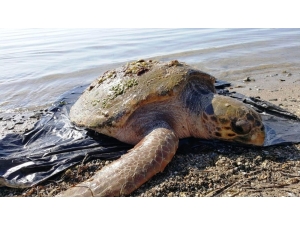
left=70, top=60, right=215, bottom=133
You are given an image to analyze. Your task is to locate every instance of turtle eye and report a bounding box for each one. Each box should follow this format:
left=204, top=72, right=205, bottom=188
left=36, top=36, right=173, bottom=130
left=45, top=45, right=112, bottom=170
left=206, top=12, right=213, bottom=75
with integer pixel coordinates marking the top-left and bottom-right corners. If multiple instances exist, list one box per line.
left=231, top=119, right=251, bottom=134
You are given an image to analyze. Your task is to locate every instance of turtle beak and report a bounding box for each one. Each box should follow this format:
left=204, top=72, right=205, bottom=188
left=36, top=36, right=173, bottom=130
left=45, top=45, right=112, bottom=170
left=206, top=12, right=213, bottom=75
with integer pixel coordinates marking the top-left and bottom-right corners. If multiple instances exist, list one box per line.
left=233, top=125, right=265, bottom=146
left=250, top=129, right=265, bottom=146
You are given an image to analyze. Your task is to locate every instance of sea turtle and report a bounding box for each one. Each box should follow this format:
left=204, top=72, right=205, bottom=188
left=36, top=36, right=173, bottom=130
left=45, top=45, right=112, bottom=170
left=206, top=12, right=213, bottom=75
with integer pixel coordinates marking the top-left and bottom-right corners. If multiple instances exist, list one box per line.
left=58, top=60, right=265, bottom=197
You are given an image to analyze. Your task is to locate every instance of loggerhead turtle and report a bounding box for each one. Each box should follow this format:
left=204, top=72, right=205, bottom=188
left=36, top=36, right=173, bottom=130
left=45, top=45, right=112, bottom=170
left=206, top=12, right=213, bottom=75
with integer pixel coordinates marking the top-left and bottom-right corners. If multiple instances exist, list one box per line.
left=58, top=60, right=265, bottom=196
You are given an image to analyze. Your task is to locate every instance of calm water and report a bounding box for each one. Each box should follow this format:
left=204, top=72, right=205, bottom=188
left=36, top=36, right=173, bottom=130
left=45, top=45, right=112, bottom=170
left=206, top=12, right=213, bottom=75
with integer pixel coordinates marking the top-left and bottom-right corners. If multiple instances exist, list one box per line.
left=1, top=28, right=300, bottom=112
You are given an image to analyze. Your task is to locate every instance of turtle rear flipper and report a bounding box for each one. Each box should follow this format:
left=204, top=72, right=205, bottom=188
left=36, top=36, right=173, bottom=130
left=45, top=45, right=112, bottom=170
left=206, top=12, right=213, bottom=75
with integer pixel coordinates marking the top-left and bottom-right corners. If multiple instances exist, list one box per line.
left=58, top=127, right=178, bottom=197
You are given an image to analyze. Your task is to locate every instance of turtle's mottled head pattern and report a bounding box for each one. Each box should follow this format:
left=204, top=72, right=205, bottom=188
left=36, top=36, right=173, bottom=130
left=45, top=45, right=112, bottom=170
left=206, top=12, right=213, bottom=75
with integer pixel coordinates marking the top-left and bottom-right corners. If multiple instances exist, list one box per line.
left=202, top=95, right=265, bottom=146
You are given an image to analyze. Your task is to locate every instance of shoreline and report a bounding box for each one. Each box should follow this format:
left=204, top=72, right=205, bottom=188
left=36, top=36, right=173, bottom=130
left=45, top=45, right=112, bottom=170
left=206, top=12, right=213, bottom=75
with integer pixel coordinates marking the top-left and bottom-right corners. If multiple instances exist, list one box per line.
left=0, top=69, right=300, bottom=197
left=225, top=69, right=300, bottom=117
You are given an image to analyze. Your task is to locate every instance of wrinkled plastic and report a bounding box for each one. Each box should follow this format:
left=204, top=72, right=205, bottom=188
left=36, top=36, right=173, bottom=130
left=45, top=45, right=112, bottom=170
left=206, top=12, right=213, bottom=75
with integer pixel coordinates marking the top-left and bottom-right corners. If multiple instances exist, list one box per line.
left=0, top=81, right=299, bottom=188
left=0, top=85, right=132, bottom=188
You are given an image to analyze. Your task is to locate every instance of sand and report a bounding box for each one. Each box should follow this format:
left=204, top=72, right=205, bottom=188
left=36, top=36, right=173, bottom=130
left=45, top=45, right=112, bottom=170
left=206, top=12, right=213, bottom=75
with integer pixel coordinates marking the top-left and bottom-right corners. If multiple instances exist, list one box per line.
left=0, top=68, right=300, bottom=197
left=227, top=70, right=300, bottom=116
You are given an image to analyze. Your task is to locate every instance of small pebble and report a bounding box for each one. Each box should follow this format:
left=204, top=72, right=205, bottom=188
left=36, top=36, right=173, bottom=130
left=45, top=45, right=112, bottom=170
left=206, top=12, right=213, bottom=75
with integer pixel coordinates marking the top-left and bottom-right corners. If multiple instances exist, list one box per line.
left=243, top=77, right=251, bottom=82
left=29, top=113, right=42, bottom=119
left=7, top=125, right=15, bottom=130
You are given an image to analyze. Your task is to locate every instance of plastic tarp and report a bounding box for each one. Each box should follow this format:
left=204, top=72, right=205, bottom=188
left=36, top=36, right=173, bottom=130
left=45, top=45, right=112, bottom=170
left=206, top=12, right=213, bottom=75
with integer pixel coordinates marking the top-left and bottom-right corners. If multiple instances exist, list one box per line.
left=0, top=80, right=299, bottom=188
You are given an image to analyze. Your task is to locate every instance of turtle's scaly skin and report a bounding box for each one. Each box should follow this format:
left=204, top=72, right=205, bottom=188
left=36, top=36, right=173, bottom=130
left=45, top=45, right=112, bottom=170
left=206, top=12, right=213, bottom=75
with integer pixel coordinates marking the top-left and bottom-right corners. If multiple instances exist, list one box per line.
left=58, top=60, right=265, bottom=197
left=58, top=127, right=177, bottom=196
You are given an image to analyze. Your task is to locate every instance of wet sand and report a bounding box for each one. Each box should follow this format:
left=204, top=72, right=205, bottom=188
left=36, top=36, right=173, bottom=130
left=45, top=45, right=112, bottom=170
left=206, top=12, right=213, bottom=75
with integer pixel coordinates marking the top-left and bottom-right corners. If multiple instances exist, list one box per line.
left=0, top=68, right=300, bottom=197
left=224, top=68, right=300, bottom=116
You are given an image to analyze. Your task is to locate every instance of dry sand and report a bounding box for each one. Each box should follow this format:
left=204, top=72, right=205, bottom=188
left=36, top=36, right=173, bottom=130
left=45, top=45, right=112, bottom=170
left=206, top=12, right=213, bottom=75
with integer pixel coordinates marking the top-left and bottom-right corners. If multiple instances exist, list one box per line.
left=0, top=69, right=300, bottom=197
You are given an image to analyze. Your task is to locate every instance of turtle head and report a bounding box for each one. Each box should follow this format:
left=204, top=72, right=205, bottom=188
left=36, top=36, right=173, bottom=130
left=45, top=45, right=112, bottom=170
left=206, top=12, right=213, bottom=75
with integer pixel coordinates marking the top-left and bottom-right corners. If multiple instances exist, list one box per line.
left=202, top=95, right=265, bottom=146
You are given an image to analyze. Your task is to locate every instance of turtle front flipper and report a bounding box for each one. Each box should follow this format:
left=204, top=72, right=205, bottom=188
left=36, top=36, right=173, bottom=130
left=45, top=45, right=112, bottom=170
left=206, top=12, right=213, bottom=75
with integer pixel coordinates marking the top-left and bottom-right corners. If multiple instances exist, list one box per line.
left=57, top=127, right=178, bottom=197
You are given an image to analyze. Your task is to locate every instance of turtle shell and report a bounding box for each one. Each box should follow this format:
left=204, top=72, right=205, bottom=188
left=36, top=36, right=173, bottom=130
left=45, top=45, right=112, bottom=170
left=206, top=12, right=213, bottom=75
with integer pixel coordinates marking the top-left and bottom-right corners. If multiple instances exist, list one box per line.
left=70, top=60, right=216, bottom=134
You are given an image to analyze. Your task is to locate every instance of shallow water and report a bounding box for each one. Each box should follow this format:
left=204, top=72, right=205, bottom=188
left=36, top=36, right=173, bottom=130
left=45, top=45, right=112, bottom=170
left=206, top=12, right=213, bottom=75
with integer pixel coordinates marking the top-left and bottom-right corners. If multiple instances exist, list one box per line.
left=1, top=28, right=300, bottom=112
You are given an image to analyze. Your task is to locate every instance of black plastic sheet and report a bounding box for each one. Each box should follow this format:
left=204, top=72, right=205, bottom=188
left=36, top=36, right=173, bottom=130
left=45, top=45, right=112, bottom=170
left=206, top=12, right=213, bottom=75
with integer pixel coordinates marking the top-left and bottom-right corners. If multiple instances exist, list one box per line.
left=0, top=81, right=299, bottom=188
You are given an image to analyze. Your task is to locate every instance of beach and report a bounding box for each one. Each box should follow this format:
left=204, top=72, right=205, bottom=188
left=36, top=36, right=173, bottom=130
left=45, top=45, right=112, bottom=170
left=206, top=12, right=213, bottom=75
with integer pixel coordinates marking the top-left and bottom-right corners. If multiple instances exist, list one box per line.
left=1, top=65, right=299, bottom=197
left=1, top=29, right=300, bottom=196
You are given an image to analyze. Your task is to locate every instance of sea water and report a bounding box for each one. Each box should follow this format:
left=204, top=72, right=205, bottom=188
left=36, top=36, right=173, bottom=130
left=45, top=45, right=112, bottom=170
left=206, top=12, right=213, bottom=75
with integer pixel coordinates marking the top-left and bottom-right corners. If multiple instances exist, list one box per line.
left=0, top=28, right=299, bottom=112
